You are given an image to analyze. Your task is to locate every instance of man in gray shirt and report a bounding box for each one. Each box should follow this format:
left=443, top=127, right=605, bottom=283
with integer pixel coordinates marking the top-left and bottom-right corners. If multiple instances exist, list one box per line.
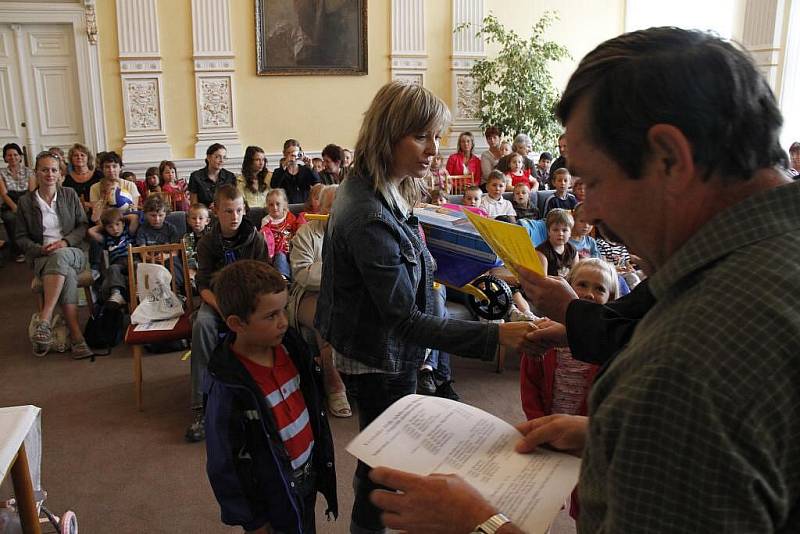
left=367, top=27, right=800, bottom=534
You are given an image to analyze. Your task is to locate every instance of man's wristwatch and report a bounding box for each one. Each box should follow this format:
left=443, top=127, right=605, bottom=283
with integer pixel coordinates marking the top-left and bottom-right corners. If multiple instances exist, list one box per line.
left=470, top=513, right=511, bottom=534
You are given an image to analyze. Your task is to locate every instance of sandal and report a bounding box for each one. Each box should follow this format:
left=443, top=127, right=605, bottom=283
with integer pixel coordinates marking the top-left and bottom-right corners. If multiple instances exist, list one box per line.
left=327, top=391, right=352, bottom=418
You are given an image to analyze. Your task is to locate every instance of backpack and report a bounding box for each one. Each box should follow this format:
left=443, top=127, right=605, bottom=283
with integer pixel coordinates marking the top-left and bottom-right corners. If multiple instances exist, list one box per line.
left=83, top=304, right=127, bottom=355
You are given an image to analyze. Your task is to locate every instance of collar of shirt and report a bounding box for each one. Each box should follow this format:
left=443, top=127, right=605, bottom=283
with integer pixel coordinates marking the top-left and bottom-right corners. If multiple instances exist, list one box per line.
left=35, top=188, right=58, bottom=210
left=650, top=180, right=800, bottom=301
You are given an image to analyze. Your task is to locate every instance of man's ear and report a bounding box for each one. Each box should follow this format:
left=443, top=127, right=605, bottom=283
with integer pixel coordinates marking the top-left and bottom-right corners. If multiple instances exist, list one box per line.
left=225, top=314, right=244, bottom=333
left=646, top=124, right=695, bottom=192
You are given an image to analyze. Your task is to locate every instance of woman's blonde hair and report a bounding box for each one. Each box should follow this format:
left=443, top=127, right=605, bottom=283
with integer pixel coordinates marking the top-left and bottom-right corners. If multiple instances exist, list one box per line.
left=353, top=81, right=451, bottom=215
left=567, top=258, right=620, bottom=301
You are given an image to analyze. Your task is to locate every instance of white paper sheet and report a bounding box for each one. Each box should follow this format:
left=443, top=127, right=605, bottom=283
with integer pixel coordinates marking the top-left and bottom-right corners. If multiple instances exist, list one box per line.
left=133, top=317, right=179, bottom=331
left=346, top=395, right=581, bottom=534
left=0, top=405, right=41, bottom=484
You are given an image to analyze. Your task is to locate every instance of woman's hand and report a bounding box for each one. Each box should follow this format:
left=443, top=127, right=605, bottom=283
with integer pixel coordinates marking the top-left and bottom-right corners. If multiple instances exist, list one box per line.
left=42, top=239, right=68, bottom=255
left=498, top=321, right=540, bottom=352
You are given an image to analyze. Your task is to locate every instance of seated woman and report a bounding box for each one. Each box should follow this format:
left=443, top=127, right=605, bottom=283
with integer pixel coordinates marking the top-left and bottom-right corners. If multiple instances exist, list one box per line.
left=237, top=145, right=270, bottom=211
left=62, top=143, right=103, bottom=212
left=16, top=151, right=93, bottom=359
left=0, top=142, right=37, bottom=263
left=446, top=131, right=482, bottom=185
left=288, top=184, right=351, bottom=417
left=88, top=151, right=140, bottom=223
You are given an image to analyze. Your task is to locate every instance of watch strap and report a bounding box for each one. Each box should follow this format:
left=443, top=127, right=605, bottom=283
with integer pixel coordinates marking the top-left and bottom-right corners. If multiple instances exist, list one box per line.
left=471, top=513, right=511, bottom=534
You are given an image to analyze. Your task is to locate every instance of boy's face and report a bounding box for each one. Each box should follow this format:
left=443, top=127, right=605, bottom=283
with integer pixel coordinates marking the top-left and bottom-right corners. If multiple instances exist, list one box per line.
left=145, top=209, right=166, bottom=229
left=234, top=290, right=289, bottom=348
left=104, top=220, right=124, bottom=237
left=554, top=174, right=570, bottom=193
left=188, top=209, right=210, bottom=234
left=537, top=157, right=551, bottom=171
left=572, top=212, right=593, bottom=237
left=513, top=186, right=529, bottom=205
left=791, top=151, right=800, bottom=171
left=548, top=222, right=572, bottom=247
left=267, top=195, right=287, bottom=219
left=433, top=194, right=446, bottom=206
left=312, top=159, right=324, bottom=173
left=573, top=180, right=586, bottom=200
left=487, top=178, right=505, bottom=199
left=463, top=190, right=481, bottom=207
left=102, top=161, right=121, bottom=180
left=217, top=197, right=245, bottom=236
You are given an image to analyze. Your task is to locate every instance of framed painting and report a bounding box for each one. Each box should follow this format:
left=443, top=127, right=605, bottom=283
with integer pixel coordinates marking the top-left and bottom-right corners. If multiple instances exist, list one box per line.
left=255, top=0, right=368, bottom=75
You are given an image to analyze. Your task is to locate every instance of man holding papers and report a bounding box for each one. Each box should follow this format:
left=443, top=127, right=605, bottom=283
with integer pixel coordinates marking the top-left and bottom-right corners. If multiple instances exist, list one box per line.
left=370, top=27, right=800, bottom=533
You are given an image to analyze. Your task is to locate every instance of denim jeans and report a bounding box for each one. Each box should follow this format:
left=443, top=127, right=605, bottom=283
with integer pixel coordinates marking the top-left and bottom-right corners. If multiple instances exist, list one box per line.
left=424, top=284, right=452, bottom=381
left=190, top=302, right=225, bottom=410
left=350, top=369, right=417, bottom=533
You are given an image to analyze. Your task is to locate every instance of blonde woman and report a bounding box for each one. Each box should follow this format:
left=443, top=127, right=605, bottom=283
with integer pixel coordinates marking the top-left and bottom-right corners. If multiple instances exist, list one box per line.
left=315, top=80, right=536, bottom=533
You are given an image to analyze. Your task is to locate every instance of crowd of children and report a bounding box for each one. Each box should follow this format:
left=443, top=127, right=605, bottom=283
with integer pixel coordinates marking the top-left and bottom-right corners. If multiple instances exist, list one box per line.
left=5, top=129, right=659, bottom=534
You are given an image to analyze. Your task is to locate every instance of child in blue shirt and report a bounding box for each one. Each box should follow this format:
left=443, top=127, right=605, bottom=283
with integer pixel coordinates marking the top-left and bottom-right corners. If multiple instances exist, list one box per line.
left=570, top=202, right=600, bottom=259
left=543, top=168, right=577, bottom=216
left=87, top=207, right=139, bottom=308
left=136, top=194, right=181, bottom=246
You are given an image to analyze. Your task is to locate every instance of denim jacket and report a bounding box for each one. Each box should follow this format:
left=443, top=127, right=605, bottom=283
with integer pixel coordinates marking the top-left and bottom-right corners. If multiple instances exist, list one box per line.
left=315, top=175, right=498, bottom=373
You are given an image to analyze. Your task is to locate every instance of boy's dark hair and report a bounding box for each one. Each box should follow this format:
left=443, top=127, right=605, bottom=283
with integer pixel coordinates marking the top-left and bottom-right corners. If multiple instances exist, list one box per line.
left=556, top=27, right=785, bottom=183
left=487, top=170, right=505, bottom=183
left=143, top=194, right=169, bottom=214
left=121, top=171, right=136, bottom=182
left=98, top=151, right=123, bottom=168
left=790, top=142, right=800, bottom=155
left=539, top=151, right=553, bottom=161
left=214, top=260, right=287, bottom=322
left=214, top=183, right=243, bottom=205
left=321, top=143, right=344, bottom=163
left=545, top=208, right=574, bottom=230
left=100, top=207, right=123, bottom=227
left=145, top=166, right=159, bottom=178
left=484, top=126, right=501, bottom=138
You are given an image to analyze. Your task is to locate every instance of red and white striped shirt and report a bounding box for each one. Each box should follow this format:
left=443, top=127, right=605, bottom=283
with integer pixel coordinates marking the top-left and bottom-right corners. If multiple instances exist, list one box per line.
left=235, top=345, right=314, bottom=470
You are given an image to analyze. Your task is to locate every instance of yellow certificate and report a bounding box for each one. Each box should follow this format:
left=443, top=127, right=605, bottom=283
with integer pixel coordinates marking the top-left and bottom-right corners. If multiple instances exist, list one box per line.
left=463, top=210, right=545, bottom=278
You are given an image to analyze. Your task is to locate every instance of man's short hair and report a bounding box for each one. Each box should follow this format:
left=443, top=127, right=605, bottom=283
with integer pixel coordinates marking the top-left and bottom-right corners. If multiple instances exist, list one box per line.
left=100, top=207, right=123, bottom=227
left=321, top=143, right=344, bottom=163
left=557, top=27, right=785, bottom=183
left=213, top=260, right=287, bottom=322
left=545, top=208, right=574, bottom=229
left=214, top=183, right=242, bottom=205
left=484, top=126, right=501, bottom=138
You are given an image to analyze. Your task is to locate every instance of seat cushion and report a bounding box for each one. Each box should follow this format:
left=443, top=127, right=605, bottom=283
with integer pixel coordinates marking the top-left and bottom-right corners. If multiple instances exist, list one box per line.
left=124, top=312, right=192, bottom=345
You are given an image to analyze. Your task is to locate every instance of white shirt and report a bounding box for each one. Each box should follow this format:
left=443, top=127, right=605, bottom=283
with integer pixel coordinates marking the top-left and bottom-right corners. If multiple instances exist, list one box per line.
left=35, top=189, right=63, bottom=245
left=479, top=195, right=516, bottom=218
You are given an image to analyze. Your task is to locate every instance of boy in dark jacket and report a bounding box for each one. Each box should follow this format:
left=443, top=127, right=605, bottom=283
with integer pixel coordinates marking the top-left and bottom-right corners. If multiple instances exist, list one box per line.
left=186, top=184, right=267, bottom=442
left=205, top=260, right=337, bottom=534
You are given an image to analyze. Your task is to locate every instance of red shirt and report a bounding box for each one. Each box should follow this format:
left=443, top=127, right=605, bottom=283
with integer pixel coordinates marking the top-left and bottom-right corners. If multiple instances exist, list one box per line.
left=506, top=169, right=534, bottom=188
left=235, top=344, right=314, bottom=470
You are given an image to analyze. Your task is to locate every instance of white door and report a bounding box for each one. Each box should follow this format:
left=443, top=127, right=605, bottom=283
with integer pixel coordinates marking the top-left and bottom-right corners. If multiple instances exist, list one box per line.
left=0, top=24, right=83, bottom=164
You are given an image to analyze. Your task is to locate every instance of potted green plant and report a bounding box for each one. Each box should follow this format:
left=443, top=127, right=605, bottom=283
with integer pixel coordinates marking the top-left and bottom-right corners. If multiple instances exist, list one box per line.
left=456, top=12, right=570, bottom=150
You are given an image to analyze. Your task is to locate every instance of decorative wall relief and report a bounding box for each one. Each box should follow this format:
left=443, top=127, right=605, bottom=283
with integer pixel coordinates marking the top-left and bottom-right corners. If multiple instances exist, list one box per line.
left=199, top=77, right=232, bottom=129
left=125, top=79, right=160, bottom=130
left=456, top=74, right=479, bottom=119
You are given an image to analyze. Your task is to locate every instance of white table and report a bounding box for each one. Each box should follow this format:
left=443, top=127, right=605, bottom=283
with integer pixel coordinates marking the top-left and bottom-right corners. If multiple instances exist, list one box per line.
left=0, top=405, right=42, bottom=534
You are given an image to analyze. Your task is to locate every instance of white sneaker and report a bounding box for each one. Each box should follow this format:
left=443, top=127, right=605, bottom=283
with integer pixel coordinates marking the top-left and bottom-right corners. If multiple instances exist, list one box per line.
left=106, top=289, right=126, bottom=309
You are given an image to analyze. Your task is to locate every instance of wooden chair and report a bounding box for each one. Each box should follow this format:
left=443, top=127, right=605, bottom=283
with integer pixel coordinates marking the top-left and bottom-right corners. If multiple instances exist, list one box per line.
left=123, top=243, right=193, bottom=411
left=449, top=175, right=473, bottom=195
